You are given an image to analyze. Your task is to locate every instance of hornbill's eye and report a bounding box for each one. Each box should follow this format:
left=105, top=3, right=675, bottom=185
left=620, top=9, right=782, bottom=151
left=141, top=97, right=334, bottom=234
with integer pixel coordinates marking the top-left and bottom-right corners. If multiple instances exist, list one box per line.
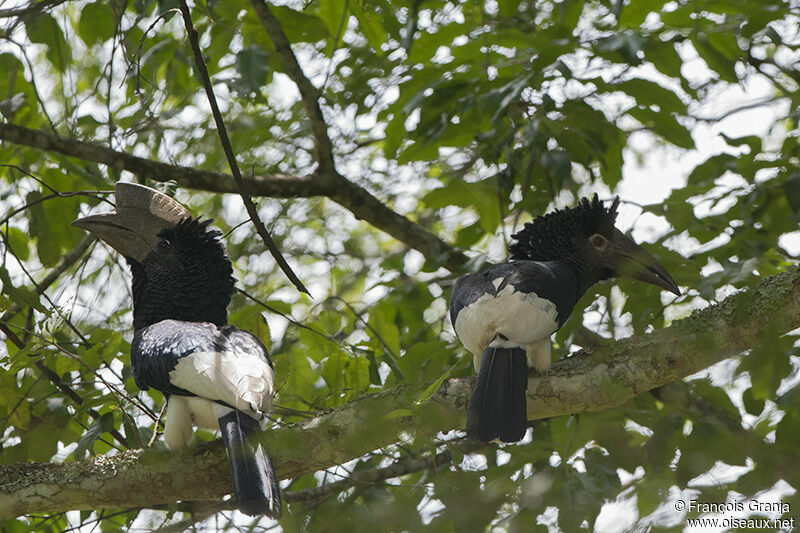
left=589, top=233, right=609, bottom=251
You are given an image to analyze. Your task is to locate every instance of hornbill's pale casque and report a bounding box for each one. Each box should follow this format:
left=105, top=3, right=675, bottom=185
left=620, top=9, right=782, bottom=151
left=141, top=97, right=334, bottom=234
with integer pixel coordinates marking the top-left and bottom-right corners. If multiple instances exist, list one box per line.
left=73, top=182, right=281, bottom=517
left=450, top=195, right=680, bottom=443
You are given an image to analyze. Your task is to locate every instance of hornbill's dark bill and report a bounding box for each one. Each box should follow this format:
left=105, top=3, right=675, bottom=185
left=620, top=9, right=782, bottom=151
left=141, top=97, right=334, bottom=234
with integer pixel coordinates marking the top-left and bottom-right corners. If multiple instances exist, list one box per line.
left=73, top=182, right=281, bottom=517
left=449, top=195, right=680, bottom=443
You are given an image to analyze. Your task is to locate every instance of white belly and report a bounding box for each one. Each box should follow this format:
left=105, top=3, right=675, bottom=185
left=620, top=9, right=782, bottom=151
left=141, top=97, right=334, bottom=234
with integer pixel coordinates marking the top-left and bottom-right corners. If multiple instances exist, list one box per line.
left=454, top=283, right=558, bottom=367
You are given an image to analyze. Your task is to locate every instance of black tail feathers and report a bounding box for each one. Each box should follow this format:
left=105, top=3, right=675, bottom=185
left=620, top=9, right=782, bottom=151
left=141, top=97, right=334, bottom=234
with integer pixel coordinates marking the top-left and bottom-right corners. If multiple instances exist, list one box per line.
left=218, top=410, right=282, bottom=518
left=467, top=346, right=528, bottom=443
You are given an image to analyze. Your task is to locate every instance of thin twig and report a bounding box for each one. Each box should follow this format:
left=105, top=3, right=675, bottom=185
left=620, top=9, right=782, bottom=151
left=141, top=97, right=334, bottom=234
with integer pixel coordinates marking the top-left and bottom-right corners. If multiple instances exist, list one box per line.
left=177, top=0, right=309, bottom=295
left=690, top=95, right=784, bottom=122
left=0, top=322, right=130, bottom=449
left=149, top=402, right=167, bottom=447
left=327, top=296, right=405, bottom=378
left=0, top=230, right=90, bottom=346
left=284, top=438, right=486, bottom=503
left=236, top=287, right=335, bottom=343
left=249, top=0, right=336, bottom=173
left=321, top=0, right=349, bottom=92
left=0, top=0, right=67, bottom=18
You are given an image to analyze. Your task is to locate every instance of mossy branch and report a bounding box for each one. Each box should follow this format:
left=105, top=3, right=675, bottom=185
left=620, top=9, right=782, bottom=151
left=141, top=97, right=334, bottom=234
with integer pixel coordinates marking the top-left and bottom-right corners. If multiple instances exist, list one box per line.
left=2, top=266, right=798, bottom=519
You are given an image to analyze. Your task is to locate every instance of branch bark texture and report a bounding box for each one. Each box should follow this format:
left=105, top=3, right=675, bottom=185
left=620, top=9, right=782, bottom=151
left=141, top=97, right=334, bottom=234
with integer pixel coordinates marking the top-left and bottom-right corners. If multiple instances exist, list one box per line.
left=0, top=123, right=467, bottom=272
left=2, top=266, right=799, bottom=519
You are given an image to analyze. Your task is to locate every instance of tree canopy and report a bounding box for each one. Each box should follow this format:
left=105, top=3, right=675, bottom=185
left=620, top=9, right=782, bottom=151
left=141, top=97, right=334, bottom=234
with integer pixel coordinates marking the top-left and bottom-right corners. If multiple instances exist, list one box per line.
left=0, top=0, right=799, bottom=531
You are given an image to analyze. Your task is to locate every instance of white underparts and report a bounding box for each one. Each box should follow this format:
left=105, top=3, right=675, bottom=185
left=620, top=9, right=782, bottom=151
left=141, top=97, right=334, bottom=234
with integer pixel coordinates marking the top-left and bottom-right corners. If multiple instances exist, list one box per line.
left=526, top=337, right=552, bottom=374
left=163, top=396, right=246, bottom=450
left=454, top=282, right=558, bottom=372
left=163, top=347, right=274, bottom=450
left=169, top=349, right=274, bottom=419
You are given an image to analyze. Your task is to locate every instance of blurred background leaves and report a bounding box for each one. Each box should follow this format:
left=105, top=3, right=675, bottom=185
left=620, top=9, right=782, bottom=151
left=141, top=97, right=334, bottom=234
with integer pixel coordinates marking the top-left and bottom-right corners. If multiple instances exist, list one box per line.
left=0, top=0, right=799, bottom=530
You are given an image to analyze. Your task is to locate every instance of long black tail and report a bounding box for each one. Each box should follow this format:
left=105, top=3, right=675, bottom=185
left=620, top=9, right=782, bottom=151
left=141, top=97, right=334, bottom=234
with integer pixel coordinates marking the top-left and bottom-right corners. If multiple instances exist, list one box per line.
left=467, top=347, right=528, bottom=443
left=218, top=410, right=282, bottom=518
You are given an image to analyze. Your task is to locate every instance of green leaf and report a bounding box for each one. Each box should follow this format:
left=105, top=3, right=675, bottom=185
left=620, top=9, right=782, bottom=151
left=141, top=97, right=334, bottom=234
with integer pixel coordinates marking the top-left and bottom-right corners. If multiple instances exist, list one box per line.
left=784, top=173, right=800, bottom=213
left=8, top=397, right=30, bottom=429
left=605, top=78, right=687, bottom=115
left=627, top=106, right=694, bottom=149
left=540, top=149, right=572, bottom=188
left=692, top=34, right=738, bottom=83
left=424, top=180, right=501, bottom=233
left=742, top=388, right=765, bottom=416
left=367, top=301, right=400, bottom=356
left=686, top=153, right=738, bottom=186
left=720, top=133, right=762, bottom=153
left=25, top=13, right=69, bottom=71
left=233, top=45, right=270, bottom=95
left=78, top=3, right=116, bottom=45
left=6, top=227, right=30, bottom=261
left=0, top=267, right=46, bottom=312
left=270, top=6, right=330, bottom=44
left=26, top=172, right=87, bottom=266
left=619, top=0, right=669, bottom=27
left=415, top=364, right=455, bottom=408
left=229, top=305, right=272, bottom=351
left=74, top=412, right=115, bottom=459
left=385, top=408, right=413, bottom=419
left=351, top=2, right=386, bottom=54
left=318, top=0, right=347, bottom=43
left=593, top=30, right=646, bottom=65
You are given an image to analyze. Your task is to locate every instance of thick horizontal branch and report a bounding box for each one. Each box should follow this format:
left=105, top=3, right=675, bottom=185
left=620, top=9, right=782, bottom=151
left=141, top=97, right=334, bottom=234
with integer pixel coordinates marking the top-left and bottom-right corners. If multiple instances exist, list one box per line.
left=0, top=123, right=325, bottom=197
left=244, top=2, right=466, bottom=271
left=0, top=123, right=466, bottom=271
left=2, top=266, right=799, bottom=518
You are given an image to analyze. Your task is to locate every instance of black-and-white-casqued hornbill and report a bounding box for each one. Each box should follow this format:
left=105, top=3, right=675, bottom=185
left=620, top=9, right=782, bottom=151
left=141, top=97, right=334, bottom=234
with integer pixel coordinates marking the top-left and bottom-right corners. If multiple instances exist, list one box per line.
left=450, top=195, right=680, bottom=443
left=73, top=183, right=281, bottom=517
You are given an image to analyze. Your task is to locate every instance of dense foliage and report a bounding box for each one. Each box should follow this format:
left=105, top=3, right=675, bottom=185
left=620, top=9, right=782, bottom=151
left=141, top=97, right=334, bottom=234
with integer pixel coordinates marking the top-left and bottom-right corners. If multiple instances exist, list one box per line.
left=0, top=0, right=798, bottom=530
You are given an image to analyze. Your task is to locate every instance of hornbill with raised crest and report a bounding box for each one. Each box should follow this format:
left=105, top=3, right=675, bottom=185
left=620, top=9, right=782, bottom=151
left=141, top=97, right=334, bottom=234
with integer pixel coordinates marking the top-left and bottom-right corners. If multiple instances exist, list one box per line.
left=73, top=182, right=281, bottom=517
left=450, top=195, right=680, bottom=443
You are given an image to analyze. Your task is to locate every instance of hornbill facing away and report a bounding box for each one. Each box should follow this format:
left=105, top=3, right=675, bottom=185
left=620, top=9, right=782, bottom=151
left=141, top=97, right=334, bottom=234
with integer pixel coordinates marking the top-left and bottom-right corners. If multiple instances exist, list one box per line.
left=450, top=195, right=680, bottom=443
left=73, top=183, right=281, bottom=517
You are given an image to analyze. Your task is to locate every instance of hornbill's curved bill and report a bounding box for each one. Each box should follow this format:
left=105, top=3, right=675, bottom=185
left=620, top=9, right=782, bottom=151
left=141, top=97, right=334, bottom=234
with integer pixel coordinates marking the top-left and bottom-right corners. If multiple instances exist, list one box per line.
left=599, top=228, right=680, bottom=296
left=72, top=182, right=192, bottom=262
left=73, top=183, right=281, bottom=518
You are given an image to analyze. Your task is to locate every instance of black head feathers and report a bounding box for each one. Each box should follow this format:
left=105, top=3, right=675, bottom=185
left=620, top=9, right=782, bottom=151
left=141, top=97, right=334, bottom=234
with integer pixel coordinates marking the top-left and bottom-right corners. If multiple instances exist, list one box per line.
left=509, top=195, right=620, bottom=262
left=157, top=218, right=227, bottom=257
left=130, top=217, right=236, bottom=329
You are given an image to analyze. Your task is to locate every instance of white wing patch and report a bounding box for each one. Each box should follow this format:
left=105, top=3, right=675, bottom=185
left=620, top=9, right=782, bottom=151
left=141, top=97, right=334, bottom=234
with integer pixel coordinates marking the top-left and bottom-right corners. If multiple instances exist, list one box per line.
left=454, top=282, right=558, bottom=371
left=169, top=348, right=274, bottom=420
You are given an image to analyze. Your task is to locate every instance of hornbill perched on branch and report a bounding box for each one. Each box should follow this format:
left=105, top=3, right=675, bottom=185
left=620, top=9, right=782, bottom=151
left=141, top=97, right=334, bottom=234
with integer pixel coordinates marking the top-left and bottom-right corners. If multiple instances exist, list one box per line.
left=74, top=183, right=281, bottom=517
left=450, top=195, right=680, bottom=443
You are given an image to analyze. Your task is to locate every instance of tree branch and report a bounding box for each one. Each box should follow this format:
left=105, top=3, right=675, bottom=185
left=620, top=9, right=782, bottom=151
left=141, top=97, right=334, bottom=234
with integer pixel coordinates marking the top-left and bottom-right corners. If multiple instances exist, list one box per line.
left=2, top=266, right=799, bottom=518
left=0, top=0, right=68, bottom=19
left=246, top=0, right=467, bottom=272
left=283, top=437, right=485, bottom=504
left=0, top=123, right=467, bottom=271
left=0, top=234, right=95, bottom=324
left=178, top=0, right=308, bottom=295
left=0, top=123, right=326, bottom=197
left=249, top=0, right=335, bottom=173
